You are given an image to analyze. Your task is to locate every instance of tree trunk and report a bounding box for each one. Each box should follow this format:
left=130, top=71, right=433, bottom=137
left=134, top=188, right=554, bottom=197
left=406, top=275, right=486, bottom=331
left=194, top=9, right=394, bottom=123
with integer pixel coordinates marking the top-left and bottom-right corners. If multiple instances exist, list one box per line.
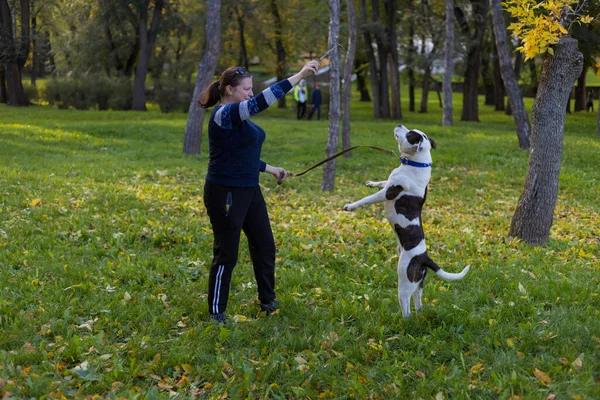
left=407, top=4, right=416, bottom=113
left=597, top=100, right=600, bottom=136
left=132, top=0, right=164, bottom=111
left=508, top=37, right=583, bottom=245
left=103, top=0, right=121, bottom=76
left=355, top=58, right=371, bottom=101
left=30, top=14, right=36, bottom=85
left=17, top=0, right=30, bottom=73
left=372, top=0, right=390, bottom=118
left=481, top=50, right=495, bottom=106
left=505, top=51, right=522, bottom=115
left=271, top=0, right=287, bottom=109
left=359, top=0, right=381, bottom=117
left=573, top=65, right=587, bottom=112
left=342, top=0, right=357, bottom=157
left=183, top=0, right=221, bottom=155
left=490, top=0, right=529, bottom=149
left=0, top=67, right=7, bottom=103
left=234, top=5, right=249, bottom=70
left=492, top=41, right=505, bottom=111
left=386, top=0, right=401, bottom=119
left=419, top=65, right=431, bottom=113
left=0, top=0, right=28, bottom=106
left=456, top=0, right=487, bottom=122
left=322, top=0, right=341, bottom=192
left=442, top=0, right=455, bottom=126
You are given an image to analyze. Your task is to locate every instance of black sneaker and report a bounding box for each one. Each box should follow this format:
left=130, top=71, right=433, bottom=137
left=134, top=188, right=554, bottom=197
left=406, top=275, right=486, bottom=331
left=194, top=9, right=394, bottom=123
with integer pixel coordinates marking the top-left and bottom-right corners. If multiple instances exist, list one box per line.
left=210, top=313, right=227, bottom=324
left=259, top=300, right=280, bottom=315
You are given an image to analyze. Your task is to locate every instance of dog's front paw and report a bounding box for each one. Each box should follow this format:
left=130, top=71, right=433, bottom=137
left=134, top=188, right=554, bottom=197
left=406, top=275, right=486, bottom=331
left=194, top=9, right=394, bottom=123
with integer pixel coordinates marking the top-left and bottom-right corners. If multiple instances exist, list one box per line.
left=365, top=181, right=377, bottom=188
left=343, top=203, right=357, bottom=211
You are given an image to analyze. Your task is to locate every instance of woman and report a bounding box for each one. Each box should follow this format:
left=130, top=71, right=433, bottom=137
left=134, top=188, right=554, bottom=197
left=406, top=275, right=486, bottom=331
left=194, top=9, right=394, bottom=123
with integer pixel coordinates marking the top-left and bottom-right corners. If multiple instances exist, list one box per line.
left=199, top=60, right=320, bottom=324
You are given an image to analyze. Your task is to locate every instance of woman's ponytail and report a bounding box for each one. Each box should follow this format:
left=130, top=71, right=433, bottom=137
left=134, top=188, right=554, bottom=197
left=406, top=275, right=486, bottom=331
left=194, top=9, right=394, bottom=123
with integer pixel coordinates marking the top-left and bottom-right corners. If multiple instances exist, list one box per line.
left=198, top=80, right=221, bottom=108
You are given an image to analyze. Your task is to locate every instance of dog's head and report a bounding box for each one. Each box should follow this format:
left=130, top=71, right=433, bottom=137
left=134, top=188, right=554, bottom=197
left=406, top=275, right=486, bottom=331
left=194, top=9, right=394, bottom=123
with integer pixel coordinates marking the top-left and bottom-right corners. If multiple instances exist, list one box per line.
left=394, top=124, right=436, bottom=155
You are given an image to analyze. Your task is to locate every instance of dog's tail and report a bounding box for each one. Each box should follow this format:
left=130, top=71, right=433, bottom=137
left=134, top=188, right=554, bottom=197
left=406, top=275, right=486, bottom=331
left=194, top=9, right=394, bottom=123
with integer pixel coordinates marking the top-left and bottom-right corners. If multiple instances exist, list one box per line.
left=426, top=258, right=470, bottom=281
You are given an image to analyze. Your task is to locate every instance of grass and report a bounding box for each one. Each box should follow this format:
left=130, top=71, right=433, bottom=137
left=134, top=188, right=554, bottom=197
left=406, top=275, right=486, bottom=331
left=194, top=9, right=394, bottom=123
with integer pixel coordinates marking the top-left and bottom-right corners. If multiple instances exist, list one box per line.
left=0, top=89, right=599, bottom=399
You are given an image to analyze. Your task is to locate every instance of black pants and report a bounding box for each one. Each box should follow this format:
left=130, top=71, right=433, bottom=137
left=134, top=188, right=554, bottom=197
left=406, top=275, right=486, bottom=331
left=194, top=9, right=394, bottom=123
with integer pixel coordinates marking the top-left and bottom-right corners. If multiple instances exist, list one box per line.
left=308, top=104, right=321, bottom=120
left=204, top=181, right=276, bottom=315
left=297, top=101, right=306, bottom=119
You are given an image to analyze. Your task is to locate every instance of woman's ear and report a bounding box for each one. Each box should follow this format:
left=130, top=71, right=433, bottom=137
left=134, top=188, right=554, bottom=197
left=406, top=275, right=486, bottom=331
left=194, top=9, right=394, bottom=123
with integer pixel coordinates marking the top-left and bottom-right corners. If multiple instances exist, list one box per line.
left=225, top=85, right=234, bottom=96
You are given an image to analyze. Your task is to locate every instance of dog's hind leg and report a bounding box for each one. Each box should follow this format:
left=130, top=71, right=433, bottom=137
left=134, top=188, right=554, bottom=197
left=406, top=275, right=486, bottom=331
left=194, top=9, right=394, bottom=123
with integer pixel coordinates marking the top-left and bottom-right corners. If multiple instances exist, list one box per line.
left=412, top=286, right=423, bottom=312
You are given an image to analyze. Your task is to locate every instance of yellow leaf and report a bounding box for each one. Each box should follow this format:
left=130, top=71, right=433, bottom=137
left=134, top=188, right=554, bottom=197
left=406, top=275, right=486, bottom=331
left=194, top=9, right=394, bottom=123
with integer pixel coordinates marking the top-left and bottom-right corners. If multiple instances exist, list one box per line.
left=182, top=364, right=193, bottom=374
left=547, top=47, right=554, bottom=55
left=233, top=314, right=248, bottom=322
left=30, top=199, right=42, bottom=207
left=357, top=375, right=367, bottom=384
left=534, top=368, right=552, bottom=385
left=471, top=363, right=485, bottom=374
left=506, top=338, right=515, bottom=348
left=580, top=15, right=593, bottom=24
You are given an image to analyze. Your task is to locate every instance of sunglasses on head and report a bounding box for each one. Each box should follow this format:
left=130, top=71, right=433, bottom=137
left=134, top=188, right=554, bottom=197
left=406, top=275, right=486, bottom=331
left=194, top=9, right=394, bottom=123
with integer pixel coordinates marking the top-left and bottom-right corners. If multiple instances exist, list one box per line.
left=235, top=67, right=249, bottom=75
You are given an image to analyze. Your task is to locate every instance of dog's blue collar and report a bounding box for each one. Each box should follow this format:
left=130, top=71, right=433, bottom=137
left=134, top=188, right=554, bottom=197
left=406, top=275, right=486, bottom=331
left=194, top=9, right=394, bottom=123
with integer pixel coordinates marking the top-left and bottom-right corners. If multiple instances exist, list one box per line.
left=401, top=157, right=431, bottom=168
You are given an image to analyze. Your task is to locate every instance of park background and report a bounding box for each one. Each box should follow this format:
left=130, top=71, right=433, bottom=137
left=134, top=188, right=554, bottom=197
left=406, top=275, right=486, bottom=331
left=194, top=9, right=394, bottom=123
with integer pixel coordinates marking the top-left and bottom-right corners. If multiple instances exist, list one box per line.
left=1, top=0, right=599, bottom=398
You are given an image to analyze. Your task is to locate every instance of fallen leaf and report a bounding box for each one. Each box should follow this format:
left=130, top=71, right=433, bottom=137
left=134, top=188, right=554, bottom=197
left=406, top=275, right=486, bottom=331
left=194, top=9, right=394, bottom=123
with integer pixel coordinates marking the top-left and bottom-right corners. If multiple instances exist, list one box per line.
left=471, top=364, right=485, bottom=374
left=233, top=314, right=248, bottom=322
left=518, top=282, right=527, bottom=295
left=559, top=357, right=569, bottom=365
left=572, top=356, right=582, bottom=370
left=547, top=394, right=556, bottom=400
left=533, top=368, right=552, bottom=385
left=415, top=370, right=425, bottom=378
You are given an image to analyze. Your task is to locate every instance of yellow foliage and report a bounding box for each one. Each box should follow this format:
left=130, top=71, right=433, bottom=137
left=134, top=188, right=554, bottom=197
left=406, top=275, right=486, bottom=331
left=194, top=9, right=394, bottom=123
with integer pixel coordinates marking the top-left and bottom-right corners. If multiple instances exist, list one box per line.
left=503, top=0, right=592, bottom=60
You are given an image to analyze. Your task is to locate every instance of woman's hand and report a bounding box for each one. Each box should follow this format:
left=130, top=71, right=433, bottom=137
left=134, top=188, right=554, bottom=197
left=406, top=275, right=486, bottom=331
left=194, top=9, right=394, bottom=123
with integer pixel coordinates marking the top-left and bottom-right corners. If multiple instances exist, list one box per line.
left=265, top=165, right=290, bottom=183
left=300, top=60, right=320, bottom=78
left=289, top=60, right=320, bottom=86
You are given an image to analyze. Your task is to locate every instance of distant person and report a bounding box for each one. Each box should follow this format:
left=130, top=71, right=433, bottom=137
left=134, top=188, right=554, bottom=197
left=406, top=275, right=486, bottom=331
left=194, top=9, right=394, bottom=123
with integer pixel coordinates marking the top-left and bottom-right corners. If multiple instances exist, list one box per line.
left=587, top=92, right=595, bottom=112
left=294, top=79, right=307, bottom=119
left=198, top=60, right=320, bottom=324
left=308, top=83, right=322, bottom=121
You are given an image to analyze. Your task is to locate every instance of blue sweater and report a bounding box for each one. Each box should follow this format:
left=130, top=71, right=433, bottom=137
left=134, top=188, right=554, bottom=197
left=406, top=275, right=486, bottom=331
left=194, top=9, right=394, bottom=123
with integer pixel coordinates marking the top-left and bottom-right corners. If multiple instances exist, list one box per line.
left=206, top=79, right=293, bottom=187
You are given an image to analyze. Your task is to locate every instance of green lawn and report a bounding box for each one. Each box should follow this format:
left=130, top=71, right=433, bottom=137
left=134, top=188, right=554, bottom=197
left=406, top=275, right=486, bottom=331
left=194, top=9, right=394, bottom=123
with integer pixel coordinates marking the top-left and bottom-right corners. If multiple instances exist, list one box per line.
left=0, top=92, right=599, bottom=399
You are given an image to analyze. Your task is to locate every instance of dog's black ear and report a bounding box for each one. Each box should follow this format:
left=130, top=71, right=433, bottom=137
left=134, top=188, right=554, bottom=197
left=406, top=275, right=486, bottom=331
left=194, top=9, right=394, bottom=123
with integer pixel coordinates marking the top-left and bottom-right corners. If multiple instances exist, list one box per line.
left=429, top=137, right=436, bottom=149
left=406, top=130, right=422, bottom=145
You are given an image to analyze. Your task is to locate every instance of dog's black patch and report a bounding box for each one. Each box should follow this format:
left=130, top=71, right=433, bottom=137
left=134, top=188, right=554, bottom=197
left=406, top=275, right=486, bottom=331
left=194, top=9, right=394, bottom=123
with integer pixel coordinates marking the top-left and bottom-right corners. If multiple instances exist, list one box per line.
left=406, top=253, right=440, bottom=283
left=394, top=223, right=424, bottom=251
left=406, top=130, right=423, bottom=145
left=429, top=137, right=436, bottom=149
left=394, top=195, right=424, bottom=221
left=406, top=253, right=428, bottom=283
left=385, top=185, right=404, bottom=200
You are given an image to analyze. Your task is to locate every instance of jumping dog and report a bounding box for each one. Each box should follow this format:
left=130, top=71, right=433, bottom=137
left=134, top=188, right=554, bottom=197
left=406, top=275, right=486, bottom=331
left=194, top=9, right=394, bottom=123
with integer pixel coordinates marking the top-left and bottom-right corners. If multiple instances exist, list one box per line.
left=343, top=125, right=470, bottom=317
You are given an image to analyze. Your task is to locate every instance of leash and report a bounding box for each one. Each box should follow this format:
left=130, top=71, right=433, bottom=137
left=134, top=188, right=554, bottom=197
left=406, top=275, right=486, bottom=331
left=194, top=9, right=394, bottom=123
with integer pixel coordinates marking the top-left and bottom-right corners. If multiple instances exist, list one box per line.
left=277, top=145, right=400, bottom=184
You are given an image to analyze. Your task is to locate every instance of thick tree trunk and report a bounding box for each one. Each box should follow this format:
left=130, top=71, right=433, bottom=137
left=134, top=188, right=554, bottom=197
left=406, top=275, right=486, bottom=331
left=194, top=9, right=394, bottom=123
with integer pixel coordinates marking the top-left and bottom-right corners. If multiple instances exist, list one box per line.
left=419, top=65, right=431, bottom=113
left=442, top=0, right=455, bottom=126
left=573, top=66, right=587, bottom=112
left=490, top=0, right=529, bottom=149
left=271, top=0, right=287, bottom=109
left=509, top=37, right=583, bottom=245
left=183, top=0, right=221, bottom=155
left=359, top=0, right=381, bottom=117
left=322, top=0, right=341, bottom=192
left=132, top=0, right=164, bottom=111
left=0, top=0, right=28, bottom=106
left=342, top=0, right=357, bottom=156
left=386, top=0, right=401, bottom=119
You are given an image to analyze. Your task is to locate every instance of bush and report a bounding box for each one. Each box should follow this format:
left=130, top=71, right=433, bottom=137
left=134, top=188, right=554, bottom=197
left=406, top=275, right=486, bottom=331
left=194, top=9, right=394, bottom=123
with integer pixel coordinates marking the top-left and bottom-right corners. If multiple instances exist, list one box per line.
left=22, top=83, right=39, bottom=104
left=153, top=80, right=194, bottom=113
left=41, top=74, right=133, bottom=110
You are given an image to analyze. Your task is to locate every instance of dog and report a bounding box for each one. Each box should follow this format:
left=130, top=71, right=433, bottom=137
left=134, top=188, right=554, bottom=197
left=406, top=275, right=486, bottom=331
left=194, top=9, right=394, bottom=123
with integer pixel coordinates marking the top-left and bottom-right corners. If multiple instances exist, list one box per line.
left=343, top=125, right=470, bottom=317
